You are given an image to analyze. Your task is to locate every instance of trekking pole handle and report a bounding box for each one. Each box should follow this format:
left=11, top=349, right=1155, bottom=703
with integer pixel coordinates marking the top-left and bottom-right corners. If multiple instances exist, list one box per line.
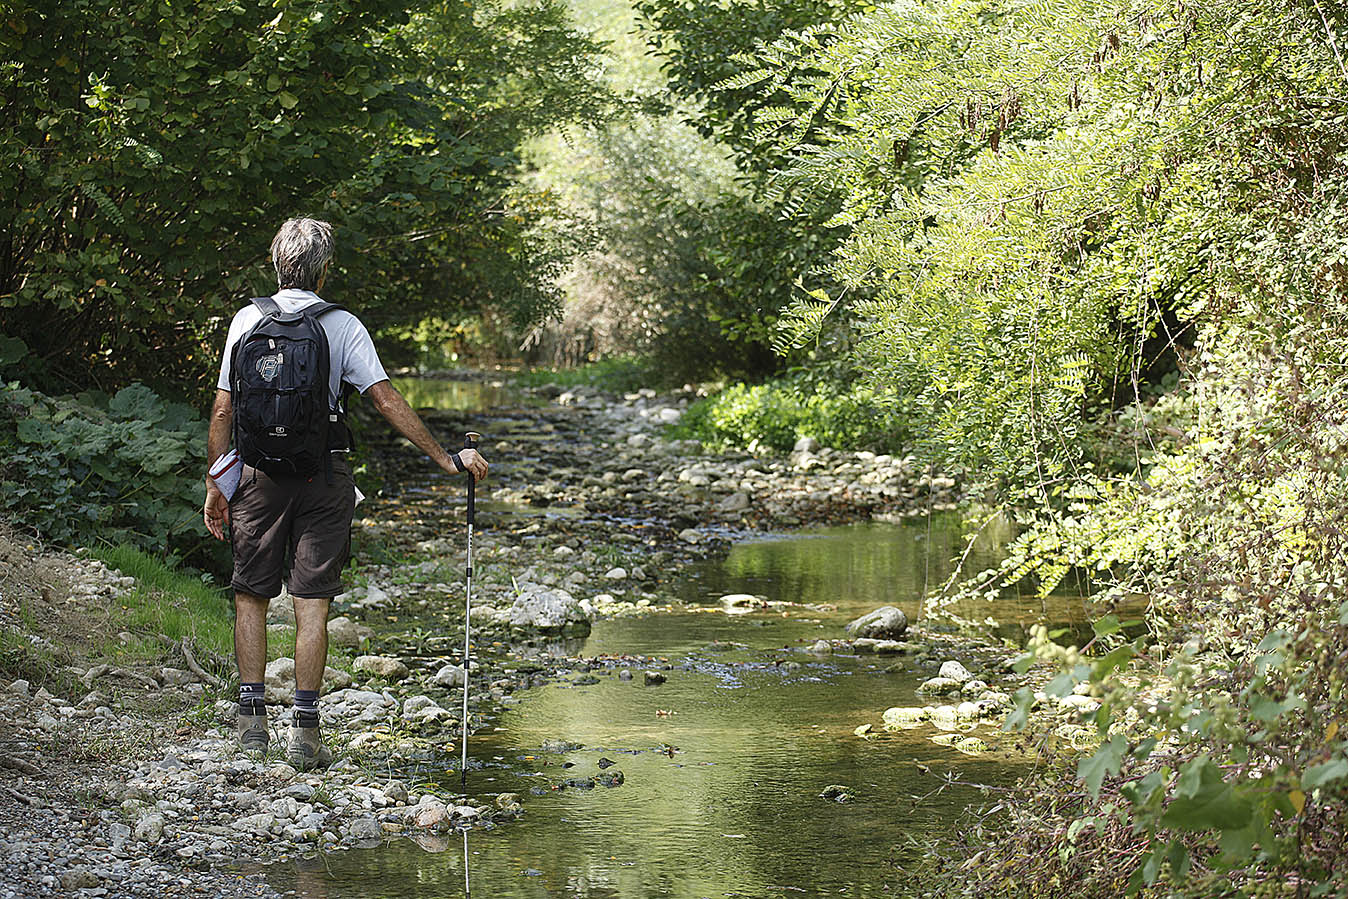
left=464, top=432, right=480, bottom=526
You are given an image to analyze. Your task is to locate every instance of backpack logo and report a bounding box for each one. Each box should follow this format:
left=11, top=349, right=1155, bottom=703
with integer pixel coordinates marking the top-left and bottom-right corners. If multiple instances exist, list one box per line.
left=255, top=353, right=283, bottom=382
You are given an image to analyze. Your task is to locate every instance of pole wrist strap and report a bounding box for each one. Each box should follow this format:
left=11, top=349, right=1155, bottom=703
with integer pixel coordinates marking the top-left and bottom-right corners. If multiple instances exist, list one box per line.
left=450, top=452, right=465, bottom=473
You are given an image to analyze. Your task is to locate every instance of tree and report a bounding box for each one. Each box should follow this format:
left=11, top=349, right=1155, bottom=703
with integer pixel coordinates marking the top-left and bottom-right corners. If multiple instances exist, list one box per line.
left=0, top=0, right=606, bottom=394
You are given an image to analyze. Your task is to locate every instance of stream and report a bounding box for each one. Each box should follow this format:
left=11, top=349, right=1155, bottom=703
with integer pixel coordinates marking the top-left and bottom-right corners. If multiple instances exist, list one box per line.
left=265, top=377, right=1090, bottom=898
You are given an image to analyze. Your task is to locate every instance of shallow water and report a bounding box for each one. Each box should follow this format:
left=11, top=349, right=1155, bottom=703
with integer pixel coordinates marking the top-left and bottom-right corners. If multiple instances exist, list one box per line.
left=392, top=376, right=524, bottom=413
left=268, top=513, right=1097, bottom=898
left=269, top=377, right=1101, bottom=897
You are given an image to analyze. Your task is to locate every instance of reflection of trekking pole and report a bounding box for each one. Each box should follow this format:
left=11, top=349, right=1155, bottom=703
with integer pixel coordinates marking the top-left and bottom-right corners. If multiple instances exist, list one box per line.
left=461, top=431, right=481, bottom=786
left=462, top=827, right=471, bottom=899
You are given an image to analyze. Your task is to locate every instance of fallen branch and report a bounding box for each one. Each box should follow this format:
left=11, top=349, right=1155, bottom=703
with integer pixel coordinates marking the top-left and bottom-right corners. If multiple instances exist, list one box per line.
left=3, top=785, right=40, bottom=806
left=159, top=634, right=225, bottom=689
left=0, top=755, right=40, bottom=775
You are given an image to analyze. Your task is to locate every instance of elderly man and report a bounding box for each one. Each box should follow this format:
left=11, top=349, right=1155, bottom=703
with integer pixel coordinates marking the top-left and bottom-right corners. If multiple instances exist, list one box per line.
left=203, top=217, right=487, bottom=769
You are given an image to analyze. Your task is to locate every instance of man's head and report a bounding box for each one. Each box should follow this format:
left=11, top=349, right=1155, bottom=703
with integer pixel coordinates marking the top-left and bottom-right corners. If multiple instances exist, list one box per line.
left=270, top=218, right=334, bottom=291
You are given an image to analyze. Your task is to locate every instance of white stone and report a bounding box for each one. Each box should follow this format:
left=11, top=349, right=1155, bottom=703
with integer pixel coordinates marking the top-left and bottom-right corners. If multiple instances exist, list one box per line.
left=938, top=660, right=974, bottom=683
left=604, top=567, right=627, bottom=580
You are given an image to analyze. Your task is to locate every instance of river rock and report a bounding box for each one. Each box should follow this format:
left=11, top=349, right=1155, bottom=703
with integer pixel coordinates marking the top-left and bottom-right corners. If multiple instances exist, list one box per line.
left=354, top=655, right=411, bottom=681
left=845, top=606, right=909, bottom=639
left=658, top=408, right=682, bottom=424
left=677, top=528, right=701, bottom=544
left=819, top=784, right=853, bottom=802
left=917, top=676, right=964, bottom=695
left=327, top=616, right=372, bottom=649
left=235, top=812, right=276, bottom=835
left=938, top=660, right=974, bottom=683
left=505, top=585, right=592, bottom=636
left=413, top=798, right=450, bottom=829
left=402, top=695, right=453, bottom=724
left=433, top=664, right=466, bottom=688
left=720, top=593, right=765, bottom=614
left=794, top=437, right=821, bottom=453
left=718, top=492, right=750, bottom=512
left=882, top=707, right=930, bottom=729
left=644, top=671, right=667, bottom=686
left=808, top=639, right=832, bottom=655
left=604, top=567, right=628, bottom=580
left=348, top=817, right=383, bottom=842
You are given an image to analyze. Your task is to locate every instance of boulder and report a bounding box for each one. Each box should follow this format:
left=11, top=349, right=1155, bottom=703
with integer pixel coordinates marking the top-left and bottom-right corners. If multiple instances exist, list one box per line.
left=326, top=616, right=372, bottom=649
left=412, top=798, right=449, bottom=829
left=353, top=655, right=411, bottom=681
left=938, top=660, right=973, bottom=683
left=844, top=606, right=909, bottom=639
left=720, top=594, right=766, bottom=614
left=505, top=584, right=592, bottom=636
left=916, top=676, right=964, bottom=695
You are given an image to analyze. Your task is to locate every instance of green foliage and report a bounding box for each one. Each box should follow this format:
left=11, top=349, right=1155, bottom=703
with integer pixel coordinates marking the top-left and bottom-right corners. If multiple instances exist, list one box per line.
left=515, top=355, right=660, bottom=393
left=720, top=0, right=1348, bottom=894
left=634, top=0, right=870, bottom=165
left=0, top=380, right=209, bottom=560
left=1, top=0, right=608, bottom=393
left=676, top=371, right=912, bottom=452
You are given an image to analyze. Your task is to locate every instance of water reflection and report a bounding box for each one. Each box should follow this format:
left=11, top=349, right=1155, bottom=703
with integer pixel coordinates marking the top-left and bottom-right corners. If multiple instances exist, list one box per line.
left=391, top=376, right=524, bottom=412
left=269, top=515, right=1099, bottom=898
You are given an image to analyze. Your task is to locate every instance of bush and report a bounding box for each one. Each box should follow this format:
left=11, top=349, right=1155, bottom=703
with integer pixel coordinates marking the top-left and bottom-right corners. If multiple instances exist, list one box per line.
left=677, top=375, right=912, bottom=453
left=0, top=380, right=209, bottom=562
left=515, top=355, right=666, bottom=393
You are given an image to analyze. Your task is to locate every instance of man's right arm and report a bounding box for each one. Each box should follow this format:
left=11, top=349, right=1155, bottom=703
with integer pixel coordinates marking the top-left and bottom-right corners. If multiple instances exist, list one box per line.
left=204, top=389, right=233, bottom=541
left=366, top=380, right=488, bottom=481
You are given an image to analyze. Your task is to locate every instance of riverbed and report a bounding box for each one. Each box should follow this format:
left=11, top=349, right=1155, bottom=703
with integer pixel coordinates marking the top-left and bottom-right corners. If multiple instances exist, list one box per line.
left=264, top=377, right=1087, bottom=898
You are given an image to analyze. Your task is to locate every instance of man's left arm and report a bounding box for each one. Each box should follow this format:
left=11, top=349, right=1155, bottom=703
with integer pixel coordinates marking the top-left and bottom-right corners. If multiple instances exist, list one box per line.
left=204, top=389, right=232, bottom=541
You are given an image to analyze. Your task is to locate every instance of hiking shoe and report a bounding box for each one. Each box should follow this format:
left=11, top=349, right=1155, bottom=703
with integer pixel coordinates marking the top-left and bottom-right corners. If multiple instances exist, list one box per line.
left=286, top=725, right=333, bottom=771
left=236, top=712, right=269, bottom=753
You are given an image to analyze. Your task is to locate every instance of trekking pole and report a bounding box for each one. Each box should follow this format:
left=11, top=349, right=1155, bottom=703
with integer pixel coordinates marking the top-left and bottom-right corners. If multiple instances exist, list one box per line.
left=461, top=431, right=480, bottom=786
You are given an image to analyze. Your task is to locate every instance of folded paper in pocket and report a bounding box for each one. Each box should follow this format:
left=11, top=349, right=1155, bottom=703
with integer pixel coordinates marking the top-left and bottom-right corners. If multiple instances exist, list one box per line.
left=208, top=449, right=242, bottom=502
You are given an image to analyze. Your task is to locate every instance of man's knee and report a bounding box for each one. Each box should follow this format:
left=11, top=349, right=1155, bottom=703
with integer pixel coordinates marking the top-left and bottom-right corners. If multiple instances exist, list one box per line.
left=293, top=597, right=331, bottom=634
left=235, top=591, right=269, bottom=614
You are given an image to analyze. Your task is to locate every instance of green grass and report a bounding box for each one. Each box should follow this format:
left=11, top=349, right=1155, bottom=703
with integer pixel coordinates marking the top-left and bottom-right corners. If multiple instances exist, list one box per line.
left=514, top=355, right=664, bottom=393
left=92, top=545, right=234, bottom=661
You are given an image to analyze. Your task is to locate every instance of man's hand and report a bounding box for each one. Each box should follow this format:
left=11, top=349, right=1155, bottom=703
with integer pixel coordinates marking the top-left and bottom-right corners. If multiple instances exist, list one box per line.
left=204, top=484, right=230, bottom=541
left=444, top=447, right=489, bottom=482
left=367, top=380, right=491, bottom=482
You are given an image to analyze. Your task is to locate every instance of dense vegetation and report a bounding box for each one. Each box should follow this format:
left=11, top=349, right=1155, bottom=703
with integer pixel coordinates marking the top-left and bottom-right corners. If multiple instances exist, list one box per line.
left=4, top=0, right=1347, bottom=893
left=2, top=0, right=607, bottom=392
left=684, top=0, right=1348, bottom=894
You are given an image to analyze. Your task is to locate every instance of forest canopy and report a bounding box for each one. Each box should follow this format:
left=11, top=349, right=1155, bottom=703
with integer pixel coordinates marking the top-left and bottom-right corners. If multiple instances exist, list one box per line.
left=1, top=0, right=608, bottom=392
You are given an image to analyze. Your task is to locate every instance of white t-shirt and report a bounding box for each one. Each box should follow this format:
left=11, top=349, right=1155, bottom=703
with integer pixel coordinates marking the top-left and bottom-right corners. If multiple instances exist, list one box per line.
left=216, top=289, right=389, bottom=407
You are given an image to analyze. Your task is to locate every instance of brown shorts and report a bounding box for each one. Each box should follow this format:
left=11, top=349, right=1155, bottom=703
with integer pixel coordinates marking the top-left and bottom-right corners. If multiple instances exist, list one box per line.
left=229, top=458, right=356, bottom=600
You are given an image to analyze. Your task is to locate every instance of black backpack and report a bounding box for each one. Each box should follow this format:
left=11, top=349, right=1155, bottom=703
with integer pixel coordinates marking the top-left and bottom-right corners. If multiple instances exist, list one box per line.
left=230, top=296, right=351, bottom=478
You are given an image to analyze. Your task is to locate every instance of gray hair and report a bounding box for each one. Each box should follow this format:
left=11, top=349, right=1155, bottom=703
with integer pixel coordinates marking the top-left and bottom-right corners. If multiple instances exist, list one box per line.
left=270, top=218, right=334, bottom=290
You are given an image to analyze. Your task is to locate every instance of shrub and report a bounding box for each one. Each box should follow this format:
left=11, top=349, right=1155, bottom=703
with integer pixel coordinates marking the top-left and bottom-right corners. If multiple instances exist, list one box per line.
left=0, top=380, right=209, bottom=562
left=677, top=375, right=912, bottom=453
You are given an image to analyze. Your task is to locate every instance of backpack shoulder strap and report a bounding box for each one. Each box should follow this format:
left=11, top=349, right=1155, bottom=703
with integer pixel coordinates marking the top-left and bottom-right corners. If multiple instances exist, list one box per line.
left=250, top=296, right=283, bottom=317
left=304, top=301, right=345, bottom=319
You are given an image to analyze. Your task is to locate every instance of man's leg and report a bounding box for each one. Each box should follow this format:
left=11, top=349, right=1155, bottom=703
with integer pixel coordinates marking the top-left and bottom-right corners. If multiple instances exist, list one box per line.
left=234, top=591, right=270, bottom=752
left=293, top=596, right=330, bottom=692
left=288, top=596, right=333, bottom=770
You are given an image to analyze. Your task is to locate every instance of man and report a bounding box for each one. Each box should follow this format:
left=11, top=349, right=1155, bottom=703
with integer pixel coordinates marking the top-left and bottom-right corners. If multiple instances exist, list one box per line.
left=203, top=217, right=487, bottom=769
